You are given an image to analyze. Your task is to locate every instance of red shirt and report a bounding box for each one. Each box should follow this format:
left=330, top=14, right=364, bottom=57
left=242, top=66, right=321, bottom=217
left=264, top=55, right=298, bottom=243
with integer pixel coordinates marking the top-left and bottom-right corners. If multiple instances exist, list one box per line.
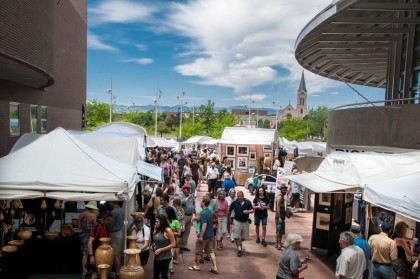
left=90, top=224, right=108, bottom=238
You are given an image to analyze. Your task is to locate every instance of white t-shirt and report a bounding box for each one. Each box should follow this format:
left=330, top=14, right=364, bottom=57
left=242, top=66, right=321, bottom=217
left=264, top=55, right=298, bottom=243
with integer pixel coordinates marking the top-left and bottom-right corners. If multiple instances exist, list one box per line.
left=131, top=224, right=151, bottom=251
left=207, top=168, right=219, bottom=180
left=335, top=245, right=365, bottom=279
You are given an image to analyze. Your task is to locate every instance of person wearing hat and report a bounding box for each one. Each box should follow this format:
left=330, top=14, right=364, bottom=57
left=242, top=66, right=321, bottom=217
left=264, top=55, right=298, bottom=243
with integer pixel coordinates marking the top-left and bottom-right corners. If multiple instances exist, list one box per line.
left=79, top=201, right=98, bottom=278
left=351, top=225, right=370, bottom=279
left=336, top=231, right=366, bottom=279
left=276, top=233, right=309, bottom=279
left=368, top=222, right=398, bottom=279
left=275, top=183, right=289, bottom=250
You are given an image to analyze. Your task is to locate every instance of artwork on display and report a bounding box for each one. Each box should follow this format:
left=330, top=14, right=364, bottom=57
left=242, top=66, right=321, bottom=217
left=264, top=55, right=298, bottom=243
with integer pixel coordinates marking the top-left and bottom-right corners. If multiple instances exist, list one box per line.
left=249, top=152, right=256, bottom=160
left=248, top=167, right=256, bottom=174
left=333, top=193, right=344, bottom=224
left=237, top=157, right=248, bottom=169
left=227, top=158, right=235, bottom=170
left=319, top=193, right=331, bottom=206
left=263, top=145, right=272, bottom=151
left=345, top=207, right=352, bottom=224
left=316, top=213, right=330, bottom=231
left=237, top=146, right=249, bottom=156
left=344, top=193, right=353, bottom=204
left=226, top=145, right=236, bottom=157
left=264, top=152, right=271, bottom=159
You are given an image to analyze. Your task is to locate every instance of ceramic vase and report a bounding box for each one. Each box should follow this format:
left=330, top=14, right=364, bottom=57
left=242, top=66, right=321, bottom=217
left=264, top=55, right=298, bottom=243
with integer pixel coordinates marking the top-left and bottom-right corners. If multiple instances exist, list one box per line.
left=97, top=264, right=109, bottom=279
left=95, top=237, right=114, bottom=276
left=127, top=235, right=141, bottom=265
left=119, top=248, right=144, bottom=279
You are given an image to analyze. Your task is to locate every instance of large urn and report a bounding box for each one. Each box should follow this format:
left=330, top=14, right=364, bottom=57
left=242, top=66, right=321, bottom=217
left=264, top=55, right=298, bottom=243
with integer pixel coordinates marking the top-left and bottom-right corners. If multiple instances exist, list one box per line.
left=119, top=249, right=144, bottom=279
left=95, top=237, right=114, bottom=276
left=127, top=235, right=141, bottom=265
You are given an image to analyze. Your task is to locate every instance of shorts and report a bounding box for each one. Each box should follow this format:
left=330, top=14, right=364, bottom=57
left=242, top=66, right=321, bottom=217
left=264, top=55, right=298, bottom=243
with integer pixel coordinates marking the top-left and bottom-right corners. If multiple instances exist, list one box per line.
left=392, top=258, right=408, bottom=277
left=109, top=230, right=123, bottom=254
left=232, top=219, right=249, bottom=240
left=275, top=219, right=285, bottom=235
left=254, top=215, right=268, bottom=226
left=195, top=238, right=214, bottom=255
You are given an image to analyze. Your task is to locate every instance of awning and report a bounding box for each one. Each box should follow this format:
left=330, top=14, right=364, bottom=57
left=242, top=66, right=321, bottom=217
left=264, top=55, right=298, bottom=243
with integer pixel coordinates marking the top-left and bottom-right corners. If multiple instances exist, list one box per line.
left=284, top=172, right=360, bottom=193
left=136, top=161, right=164, bottom=182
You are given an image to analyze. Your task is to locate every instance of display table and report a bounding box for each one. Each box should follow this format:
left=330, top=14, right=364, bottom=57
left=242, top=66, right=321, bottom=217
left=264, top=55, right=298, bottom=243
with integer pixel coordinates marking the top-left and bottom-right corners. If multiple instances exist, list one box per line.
left=0, top=234, right=82, bottom=278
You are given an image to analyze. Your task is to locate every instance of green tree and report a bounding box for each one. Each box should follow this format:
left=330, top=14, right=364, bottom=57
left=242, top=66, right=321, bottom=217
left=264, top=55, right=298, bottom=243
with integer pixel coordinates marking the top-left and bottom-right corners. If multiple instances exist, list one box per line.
left=279, top=117, right=315, bottom=141
left=157, top=121, right=171, bottom=137
left=307, top=106, right=330, bottom=139
left=198, top=100, right=216, bottom=133
left=86, top=99, right=110, bottom=130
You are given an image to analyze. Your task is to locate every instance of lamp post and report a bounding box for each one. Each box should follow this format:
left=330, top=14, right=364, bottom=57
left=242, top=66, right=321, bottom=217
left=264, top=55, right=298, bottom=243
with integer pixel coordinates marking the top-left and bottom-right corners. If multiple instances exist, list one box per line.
left=272, top=101, right=282, bottom=130
left=177, top=91, right=187, bottom=139
left=154, top=85, right=162, bottom=137
left=108, top=78, right=113, bottom=123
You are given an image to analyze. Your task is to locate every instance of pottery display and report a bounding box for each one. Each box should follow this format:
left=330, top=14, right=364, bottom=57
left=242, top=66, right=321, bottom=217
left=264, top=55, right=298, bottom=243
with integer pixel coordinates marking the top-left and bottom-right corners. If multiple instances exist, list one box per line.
left=119, top=248, right=144, bottom=279
left=44, top=232, right=59, bottom=240
left=2, top=245, right=17, bottom=253
left=9, top=208, right=15, bottom=217
left=0, top=210, right=4, bottom=221
left=61, top=223, right=74, bottom=237
left=127, top=235, right=141, bottom=265
left=18, top=229, right=32, bottom=240
left=8, top=240, right=24, bottom=246
left=11, top=199, right=20, bottom=209
left=24, top=214, right=35, bottom=226
left=95, top=237, right=114, bottom=276
left=97, top=264, right=110, bottom=279
left=40, top=199, right=47, bottom=210
left=53, top=200, right=61, bottom=210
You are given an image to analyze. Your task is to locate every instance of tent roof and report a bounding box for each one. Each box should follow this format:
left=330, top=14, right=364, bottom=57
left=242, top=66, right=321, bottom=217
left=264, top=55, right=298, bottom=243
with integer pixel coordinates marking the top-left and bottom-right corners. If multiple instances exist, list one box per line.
left=364, top=172, right=420, bottom=222
left=286, top=151, right=420, bottom=193
left=221, top=127, right=277, bottom=145
left=148, top=137, right=178, bottom=148
left=0, top=127, right=138, bottom=201
left=94, top=122, right=147, bottom=136
left=183, top=136, right=215, bottom=144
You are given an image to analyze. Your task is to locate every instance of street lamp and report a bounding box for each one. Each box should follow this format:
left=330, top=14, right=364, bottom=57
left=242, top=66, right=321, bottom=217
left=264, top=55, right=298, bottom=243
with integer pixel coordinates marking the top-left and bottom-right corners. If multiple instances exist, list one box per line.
left=108, top=78, right=113, bottom=123
left=154, top=85, right=162, bottom=137
left=272, top=101, right=282, bottom=130
left=177, top=91, right=187, bottom=139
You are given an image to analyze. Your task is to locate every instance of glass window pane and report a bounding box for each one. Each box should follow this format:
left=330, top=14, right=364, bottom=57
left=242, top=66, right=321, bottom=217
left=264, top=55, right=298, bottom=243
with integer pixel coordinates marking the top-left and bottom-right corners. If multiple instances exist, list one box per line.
left=41, top=106, right=47, bottom=133
left=31, top=105, right=38, bottom=133
left=10, top=102, right=20, bottom=136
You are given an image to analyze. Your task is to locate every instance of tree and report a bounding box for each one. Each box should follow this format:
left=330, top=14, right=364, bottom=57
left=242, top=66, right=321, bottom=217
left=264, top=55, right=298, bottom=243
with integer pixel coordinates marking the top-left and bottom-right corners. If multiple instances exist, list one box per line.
left=198, top=100, right=216, bottom=134
left=279, top=117, right=315, bottom=141
left=157, top=121, right=170, bottom=137
left=86, top=99, right=110, bottom=130
left=307, top=106, right=330, bottom=139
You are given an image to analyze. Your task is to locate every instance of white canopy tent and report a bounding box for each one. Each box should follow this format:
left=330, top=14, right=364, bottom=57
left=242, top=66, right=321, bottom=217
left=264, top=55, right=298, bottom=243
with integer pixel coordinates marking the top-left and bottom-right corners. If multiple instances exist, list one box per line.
left=136, top=161, right=164, bottom=182
left=285, top=151, right=420, bottom=193
left=0, top=127, right=139, bottom=201
left=220, top=127, right=277, bottom=145
left=147, top=137, right=178, bottom=148
left=279, top=137, right=327, bottom=157
left=364, top=172, right=420, bottom=222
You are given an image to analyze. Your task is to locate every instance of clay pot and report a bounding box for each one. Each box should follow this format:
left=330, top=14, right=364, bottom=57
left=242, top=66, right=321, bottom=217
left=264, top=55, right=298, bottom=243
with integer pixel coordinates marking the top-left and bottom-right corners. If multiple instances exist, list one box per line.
left=3, top=223, right=8, bottom=234
left=11, top=199, right=20, bottom=209
left=53, top=200, right=61, bottom=210
left=127, top=235, right=141, bottom=265
left=17, top=229, right=32, bottom=240
left=51, top=210, right=56, bottom=218
left=119, top=249, right=144, bottom=279
left=97, top=264, right=109, bottom=279
left=9, top=208, right=15, bottom=217
left=40, top=199, right=47, bottom=210
left=95, top=237, right=114, bottom=276
left=44, top=232, right=59, bottom=240
left=0, top=211, right=4, bottom=221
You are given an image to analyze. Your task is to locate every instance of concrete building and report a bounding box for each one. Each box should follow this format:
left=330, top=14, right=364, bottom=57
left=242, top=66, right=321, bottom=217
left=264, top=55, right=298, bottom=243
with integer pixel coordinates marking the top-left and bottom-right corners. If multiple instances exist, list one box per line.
left=0, top=0, right=87, bottom=157
left=295, top=0, right=420, bottom=152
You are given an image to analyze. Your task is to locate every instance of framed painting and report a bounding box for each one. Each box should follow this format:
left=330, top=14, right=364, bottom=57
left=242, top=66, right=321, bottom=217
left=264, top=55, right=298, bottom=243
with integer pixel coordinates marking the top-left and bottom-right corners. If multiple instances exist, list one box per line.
left=237, top=146, right=249, bottom=156
left=249, top=152, right=256, bottom=160
left=237, top=157, right=248, bottom=169
left=345, top=207, right=352, bottom=224
left=226, top=145, right=236, bottom=157
left=319, top=193, right=331, bottom=206
left=316, top=213, right=330, bottom=231
left=344, top=193, right=353, bottom=204
left=333, top=193, right=344, bottom=224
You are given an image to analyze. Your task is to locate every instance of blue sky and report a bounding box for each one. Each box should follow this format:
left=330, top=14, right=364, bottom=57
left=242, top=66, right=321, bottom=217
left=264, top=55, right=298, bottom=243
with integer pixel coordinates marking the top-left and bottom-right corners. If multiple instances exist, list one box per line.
left=87, top=0, right=384, bottom=110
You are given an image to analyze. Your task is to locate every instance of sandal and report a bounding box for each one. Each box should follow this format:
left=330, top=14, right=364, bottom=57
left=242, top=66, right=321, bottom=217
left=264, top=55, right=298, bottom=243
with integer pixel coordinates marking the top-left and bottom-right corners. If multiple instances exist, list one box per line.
left=173, top=260, right=179, bottom=264
left=209, top=268, right=219, bottom=274
left=188, top=266, right=201, bottom=271
left=203, top=255, right=211, bottom=261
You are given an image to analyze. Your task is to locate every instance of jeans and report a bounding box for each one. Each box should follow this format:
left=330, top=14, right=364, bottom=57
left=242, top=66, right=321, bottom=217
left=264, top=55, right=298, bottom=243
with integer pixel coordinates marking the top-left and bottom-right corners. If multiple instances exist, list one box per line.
left=154, top=258, right=171, bottom=279
left=371, top=263, right=394, bottom=279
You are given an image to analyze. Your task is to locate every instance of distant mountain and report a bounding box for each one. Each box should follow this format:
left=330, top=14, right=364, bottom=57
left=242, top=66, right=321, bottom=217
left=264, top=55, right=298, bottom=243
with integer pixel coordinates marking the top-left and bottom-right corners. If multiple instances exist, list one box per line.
left=114, top=104, right=276, bottom=115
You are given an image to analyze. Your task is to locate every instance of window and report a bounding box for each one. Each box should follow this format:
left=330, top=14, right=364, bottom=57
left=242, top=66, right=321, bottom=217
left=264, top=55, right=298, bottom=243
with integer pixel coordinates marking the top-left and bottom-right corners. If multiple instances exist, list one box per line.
left=10, top=102, right=20, bottom=136
left=300, top=108, right=303, bottom=114
left=31, top=105, right=38, bottom=133
left=41, top=106, right=48, bottom=133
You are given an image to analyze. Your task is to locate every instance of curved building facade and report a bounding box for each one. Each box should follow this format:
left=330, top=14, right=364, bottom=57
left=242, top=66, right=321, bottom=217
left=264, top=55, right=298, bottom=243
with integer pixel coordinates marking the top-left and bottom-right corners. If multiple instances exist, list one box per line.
left=295, top=0, right=420, bottom=151
left=0, top=0, right=87, bottom=157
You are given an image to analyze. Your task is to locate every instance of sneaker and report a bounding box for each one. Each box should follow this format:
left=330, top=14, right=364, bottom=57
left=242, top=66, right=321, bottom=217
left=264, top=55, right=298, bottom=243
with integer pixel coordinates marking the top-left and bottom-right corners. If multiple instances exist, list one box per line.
left=261, top=239, right=267, bottom=247
left=237, top=250, right=243, bottom=257
left=256, top=237, right=260, bottom=244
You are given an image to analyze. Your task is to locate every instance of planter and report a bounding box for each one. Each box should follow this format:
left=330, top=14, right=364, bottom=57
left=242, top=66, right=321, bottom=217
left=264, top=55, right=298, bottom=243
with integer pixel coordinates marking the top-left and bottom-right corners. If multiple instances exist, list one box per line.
left=95, top=237, right=114, bottom=276
left=119, top=248, right=144, bottom=279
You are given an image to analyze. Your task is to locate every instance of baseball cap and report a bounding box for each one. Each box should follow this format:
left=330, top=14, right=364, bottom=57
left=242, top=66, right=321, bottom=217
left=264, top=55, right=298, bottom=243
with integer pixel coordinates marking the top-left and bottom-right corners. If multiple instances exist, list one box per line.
left=182, top=185, right=190, bottom=190
left=380, top=222, right=391, bottom=231
left=350, top=225, right=361, bottom=234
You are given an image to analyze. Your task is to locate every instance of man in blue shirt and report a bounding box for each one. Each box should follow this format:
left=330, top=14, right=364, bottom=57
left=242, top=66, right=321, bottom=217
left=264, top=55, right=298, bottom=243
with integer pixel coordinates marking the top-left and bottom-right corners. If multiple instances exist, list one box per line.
left=188, top=195, right=218, bottom=273
left=221, top=173, right=235, bottom=194
left=351, top=225, right=370, bottom=279
left=229, top=191, right=254, bottom=257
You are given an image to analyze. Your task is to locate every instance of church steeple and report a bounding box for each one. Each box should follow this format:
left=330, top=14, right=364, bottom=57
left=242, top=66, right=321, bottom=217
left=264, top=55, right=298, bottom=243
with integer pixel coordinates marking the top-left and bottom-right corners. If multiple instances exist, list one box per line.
left=298, top=70, right=307, bottom=92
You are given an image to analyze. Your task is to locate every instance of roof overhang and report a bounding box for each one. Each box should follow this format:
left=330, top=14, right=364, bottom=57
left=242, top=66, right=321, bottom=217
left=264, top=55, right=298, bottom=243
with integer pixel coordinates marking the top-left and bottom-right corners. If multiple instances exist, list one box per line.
left=294, top=0, right=420, bottom=88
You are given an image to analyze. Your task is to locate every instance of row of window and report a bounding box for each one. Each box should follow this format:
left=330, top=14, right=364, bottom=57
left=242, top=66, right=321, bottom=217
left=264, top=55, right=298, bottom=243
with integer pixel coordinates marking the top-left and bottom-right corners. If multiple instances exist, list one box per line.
left=10, top=102, right=47, bottom=136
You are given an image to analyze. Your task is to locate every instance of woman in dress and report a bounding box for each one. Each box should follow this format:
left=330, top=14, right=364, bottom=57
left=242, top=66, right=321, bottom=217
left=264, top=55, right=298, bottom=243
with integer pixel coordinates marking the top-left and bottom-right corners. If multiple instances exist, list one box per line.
left=78, top=201, right=98, bottom=278
left=129, top=216, right=151, bottom=266
left=276, top=233, right=308, bottom=279
left=153, top=214, right=176, bottom=279
left=215, top=190, right=229, bottom=250
left=392, top=221, right=414, bottom=279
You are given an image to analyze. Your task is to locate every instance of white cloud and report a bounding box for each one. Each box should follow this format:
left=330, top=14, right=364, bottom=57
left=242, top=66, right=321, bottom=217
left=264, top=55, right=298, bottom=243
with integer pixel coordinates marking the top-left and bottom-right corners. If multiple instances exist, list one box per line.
left=135, top=44, right=148, bottom=51
left=234, top=94, right=267, bottom=102
left=88, top=33, right=118, bottom=51
left=165, top=0, right=334, bottom=94
left=89, top=0, right=157, bottom=25
left=121, top=58, right=154, bottom=65
left=331, top=92, right=339, bottom=95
